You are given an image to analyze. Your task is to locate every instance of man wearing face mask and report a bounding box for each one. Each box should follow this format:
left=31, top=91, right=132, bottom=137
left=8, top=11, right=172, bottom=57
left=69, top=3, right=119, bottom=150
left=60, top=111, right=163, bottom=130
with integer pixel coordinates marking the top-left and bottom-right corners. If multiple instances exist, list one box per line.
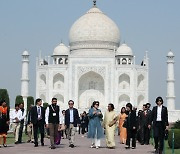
left=45, top=98, right=62, bottom=149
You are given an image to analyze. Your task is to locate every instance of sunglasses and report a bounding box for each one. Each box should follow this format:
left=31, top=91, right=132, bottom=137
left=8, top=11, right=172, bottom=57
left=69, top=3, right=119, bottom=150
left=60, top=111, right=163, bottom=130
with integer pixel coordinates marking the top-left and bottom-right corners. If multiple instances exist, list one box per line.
left=158, top=100, right=162, bottom=102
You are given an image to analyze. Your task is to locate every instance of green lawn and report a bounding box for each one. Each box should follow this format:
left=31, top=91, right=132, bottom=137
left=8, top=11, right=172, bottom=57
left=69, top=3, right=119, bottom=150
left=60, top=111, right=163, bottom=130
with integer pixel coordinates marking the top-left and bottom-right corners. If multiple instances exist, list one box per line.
left=151, top=139, right=180, bottom=154
left=164, top=140, right=180, bottom=154
left=6, top=133, right=29, bottom=144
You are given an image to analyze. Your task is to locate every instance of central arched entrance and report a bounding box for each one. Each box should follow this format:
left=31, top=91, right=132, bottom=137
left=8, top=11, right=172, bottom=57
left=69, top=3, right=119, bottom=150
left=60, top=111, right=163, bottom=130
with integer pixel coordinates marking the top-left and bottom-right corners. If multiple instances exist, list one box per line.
left=78, top=71, right=104, bottom=109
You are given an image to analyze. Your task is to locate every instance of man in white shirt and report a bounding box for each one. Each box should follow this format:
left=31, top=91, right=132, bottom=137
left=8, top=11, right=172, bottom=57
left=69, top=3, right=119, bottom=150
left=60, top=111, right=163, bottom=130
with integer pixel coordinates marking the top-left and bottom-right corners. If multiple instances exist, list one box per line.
left=65, top=100, right=80, bottom=148
left=148, top=97, right=169, bottom=154
left=45, top=98, right=63, bottom=149
left=18, top=102, right=26, bottom=143
left=10, top=104, right=23, bottom=144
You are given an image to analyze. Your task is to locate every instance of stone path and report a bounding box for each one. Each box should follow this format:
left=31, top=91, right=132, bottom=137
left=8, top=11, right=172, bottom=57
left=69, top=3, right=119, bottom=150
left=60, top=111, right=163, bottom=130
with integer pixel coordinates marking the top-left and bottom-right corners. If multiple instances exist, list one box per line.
left=0, top=134, right=155, bottom=154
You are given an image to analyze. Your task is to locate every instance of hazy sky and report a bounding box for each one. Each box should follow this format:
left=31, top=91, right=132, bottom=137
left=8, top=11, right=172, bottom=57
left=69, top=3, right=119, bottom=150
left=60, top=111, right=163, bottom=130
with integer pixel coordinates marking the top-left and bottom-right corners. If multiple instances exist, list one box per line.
left=0, top=0, right=179, bottom=109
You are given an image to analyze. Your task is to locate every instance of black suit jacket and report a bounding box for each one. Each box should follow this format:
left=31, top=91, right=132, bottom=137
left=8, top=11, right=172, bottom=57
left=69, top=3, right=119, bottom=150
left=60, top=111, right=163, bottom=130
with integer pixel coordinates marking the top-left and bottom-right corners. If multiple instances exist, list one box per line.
left=30, top=106, right=45, bottom=125
left=149, top=106, right=169, bottom=130
left=126, top=110, right=137, bottom=130
left=139, top=110, right=150, bottom=127
left=65, top=108, right=80, bottom=128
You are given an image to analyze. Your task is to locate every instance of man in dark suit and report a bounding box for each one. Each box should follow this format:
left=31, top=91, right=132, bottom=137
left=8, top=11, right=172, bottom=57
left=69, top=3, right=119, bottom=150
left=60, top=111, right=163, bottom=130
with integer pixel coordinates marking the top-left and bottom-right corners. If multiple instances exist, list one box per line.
left=139, top=104, right=150, bottom=145
left=65, top=100, right=80, bottom=148
left=31, top=98, right=46, bottom=147
left=148, top=97, right=169, bottom=154
left=125, top=103, right=137, bottom=149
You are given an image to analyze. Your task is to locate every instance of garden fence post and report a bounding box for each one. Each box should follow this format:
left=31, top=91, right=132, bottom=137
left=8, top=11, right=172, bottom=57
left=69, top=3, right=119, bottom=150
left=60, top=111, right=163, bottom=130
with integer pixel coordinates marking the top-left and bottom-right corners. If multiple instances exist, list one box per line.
left=172, top=129, right=174, bottom=154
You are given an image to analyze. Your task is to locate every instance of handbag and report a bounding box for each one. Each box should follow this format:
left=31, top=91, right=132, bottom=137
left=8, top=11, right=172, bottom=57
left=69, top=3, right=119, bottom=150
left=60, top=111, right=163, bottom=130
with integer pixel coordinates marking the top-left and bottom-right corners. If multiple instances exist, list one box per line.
left=122, top=119, right=127, bottom=128
left=164, top=129, right=168, bottom=140
left=55, top=131, right=61, bottom=145
left=59, top=124, right=65, bottom=131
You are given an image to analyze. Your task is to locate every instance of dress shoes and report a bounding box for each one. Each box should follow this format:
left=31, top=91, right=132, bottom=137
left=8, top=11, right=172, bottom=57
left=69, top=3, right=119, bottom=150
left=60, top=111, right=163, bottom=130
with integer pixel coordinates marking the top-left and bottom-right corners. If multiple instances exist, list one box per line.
left=15, top=141, right=19, bottom=144
left=41, top=143, right=44, bottom=146
left=50, top=145, right=56, bottom=149
left=69, top=144, right=74, bottom=148
left=34, top=144, right=38, bottom=147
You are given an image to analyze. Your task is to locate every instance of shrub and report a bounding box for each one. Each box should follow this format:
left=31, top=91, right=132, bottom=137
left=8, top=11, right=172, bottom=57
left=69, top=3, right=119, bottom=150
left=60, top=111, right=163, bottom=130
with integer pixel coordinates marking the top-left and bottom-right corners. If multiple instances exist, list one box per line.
left=0, top=89, right=10, bottom=108
left=168, top=129, right=180, bottom=149
left=43, top=102, right=49, bottom=110
left=27, top=96, right=34, bottom=111
left=173, top=120, right=180, bottom=129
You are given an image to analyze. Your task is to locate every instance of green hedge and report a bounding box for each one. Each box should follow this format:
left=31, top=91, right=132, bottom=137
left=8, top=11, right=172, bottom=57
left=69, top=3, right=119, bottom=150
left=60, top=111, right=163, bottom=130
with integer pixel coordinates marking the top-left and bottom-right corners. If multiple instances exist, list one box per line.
left=168, top=129, right=180, bottom=149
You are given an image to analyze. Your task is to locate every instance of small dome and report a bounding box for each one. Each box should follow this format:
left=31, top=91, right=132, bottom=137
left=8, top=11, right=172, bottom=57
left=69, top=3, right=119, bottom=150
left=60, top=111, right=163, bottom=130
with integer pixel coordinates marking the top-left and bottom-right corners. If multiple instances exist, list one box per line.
left=69, top=6, right=120, bottom=51
left=53, top=43, right=69, bottom=55
left=116, top=43, right=133, bottom=56
left=167, top=50, right=174, bottom=57
left=22, top=50, right=29, bottom=56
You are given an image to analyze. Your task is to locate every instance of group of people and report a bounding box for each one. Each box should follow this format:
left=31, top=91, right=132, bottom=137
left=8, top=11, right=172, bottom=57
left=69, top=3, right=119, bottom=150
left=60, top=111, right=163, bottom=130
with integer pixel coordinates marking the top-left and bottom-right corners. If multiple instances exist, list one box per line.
left=0, top=96, right=169, bottom=154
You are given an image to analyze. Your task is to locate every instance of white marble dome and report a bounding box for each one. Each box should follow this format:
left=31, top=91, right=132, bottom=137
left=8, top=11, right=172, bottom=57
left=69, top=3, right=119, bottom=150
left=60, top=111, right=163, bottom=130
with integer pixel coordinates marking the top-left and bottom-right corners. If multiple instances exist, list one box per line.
left=53, top=43, right=69, bottom=55
left=116, top=43, right=133, bottom=56
left=69, top=6, right=120, bottom=51
left=167, top=50, right=174, bottom=57
left=22, top=50, right=29, bottom=56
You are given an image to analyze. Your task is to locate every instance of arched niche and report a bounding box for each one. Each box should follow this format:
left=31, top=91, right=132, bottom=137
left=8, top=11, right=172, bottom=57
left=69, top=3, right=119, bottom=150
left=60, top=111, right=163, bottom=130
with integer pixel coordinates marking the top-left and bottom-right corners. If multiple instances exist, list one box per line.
left=119, top=73, right=130, bottom=90
left=137, top=95, right=145, bottom=109
left=118, top=94, right=130, bottom=109
left=78, top=71, right=104, bottom=109
left=138, top=74, right=144, bottom=89
left=40, top=74, right=46, bottom=89
left=40, top=94, right=46, bottom=103
left=53, top=73, right=64, bottom=90
left=53, top=94, right=64, bottom=106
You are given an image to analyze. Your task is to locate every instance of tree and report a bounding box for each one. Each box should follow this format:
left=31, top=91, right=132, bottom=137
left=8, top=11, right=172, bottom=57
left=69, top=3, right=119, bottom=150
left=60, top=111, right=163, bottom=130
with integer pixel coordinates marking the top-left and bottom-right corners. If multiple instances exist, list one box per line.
left=15, top=95, right=24, bottom=105
left=27, top=96, right=34, bottom=111
left=43, top=102, right=49, bottom=110
left=0, top=89, right=10, bottom=108
left=0, top=89, right=10, bottom=107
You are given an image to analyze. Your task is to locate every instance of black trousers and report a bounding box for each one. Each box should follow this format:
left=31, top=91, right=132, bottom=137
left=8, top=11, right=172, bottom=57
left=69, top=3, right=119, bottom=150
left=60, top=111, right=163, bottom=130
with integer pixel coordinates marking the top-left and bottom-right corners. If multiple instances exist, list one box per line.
left=153, top=122, right=165, bottom=151
left=33, top=121, right=44, bottom=145
left=126, top=128, right=136, bottom=147
left=141, top=125, right=150, bottom=144
left=18, top=120, right=24, bottom=142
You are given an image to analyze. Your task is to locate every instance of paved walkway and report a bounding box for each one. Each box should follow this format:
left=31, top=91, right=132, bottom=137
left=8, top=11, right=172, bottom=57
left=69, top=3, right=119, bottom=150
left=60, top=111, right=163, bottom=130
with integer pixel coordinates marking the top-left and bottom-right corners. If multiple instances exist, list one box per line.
left=0, top=134, right=155, bottom=154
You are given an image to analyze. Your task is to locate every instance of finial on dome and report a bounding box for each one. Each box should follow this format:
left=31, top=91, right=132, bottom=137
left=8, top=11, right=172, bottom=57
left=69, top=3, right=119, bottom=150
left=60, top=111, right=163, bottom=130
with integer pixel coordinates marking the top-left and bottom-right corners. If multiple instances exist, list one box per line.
left=93, top=0, right=96, bottom=7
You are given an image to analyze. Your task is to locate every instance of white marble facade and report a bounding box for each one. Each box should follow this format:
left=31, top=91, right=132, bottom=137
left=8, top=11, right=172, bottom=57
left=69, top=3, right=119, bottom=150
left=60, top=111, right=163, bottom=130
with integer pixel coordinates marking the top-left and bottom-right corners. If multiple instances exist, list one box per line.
left=36, top=5, right=149, bottom=112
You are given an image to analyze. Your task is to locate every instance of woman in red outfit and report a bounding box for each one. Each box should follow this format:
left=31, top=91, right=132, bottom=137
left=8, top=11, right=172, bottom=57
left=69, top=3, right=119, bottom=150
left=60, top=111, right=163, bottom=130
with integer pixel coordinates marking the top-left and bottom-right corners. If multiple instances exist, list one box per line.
left=0, top=100, right=10, bottom=148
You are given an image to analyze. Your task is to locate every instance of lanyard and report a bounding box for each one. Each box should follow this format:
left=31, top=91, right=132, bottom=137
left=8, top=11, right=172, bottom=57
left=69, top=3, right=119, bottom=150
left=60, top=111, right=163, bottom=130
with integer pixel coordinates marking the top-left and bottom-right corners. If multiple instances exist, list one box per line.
left=51, top=105, right=56, bottom=112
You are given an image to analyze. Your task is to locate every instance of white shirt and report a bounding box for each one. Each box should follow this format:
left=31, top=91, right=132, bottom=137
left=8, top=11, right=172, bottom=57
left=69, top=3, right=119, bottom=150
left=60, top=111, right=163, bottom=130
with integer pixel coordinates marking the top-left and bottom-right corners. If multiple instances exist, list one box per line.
left=10, top=109, right=23, bottom=123
left=156, top=105, right=162, bottom=121
left=45, top=105, right=63, bottom=124
left=21, top=108, right=26, bottom=120
left=70, top=109, right=74, bottom=123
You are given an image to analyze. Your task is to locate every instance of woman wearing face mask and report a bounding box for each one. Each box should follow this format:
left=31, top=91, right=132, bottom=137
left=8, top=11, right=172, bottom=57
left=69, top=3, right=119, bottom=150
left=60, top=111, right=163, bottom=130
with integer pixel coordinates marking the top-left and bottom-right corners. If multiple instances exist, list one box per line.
left=87, top=101, right=104, bottom=149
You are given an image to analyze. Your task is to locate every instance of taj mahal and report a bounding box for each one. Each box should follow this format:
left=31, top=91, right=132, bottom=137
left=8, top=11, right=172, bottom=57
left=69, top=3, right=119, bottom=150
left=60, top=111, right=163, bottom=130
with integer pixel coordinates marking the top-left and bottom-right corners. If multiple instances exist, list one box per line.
left=20, top=1, right=180, bottom=122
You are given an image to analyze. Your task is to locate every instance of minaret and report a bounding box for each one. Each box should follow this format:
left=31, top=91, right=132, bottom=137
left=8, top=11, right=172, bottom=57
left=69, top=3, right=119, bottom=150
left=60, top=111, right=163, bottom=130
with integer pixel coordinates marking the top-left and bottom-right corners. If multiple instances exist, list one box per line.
left=21, top=50, right=30, bottom=110
left=166, top=50, right=175, bottom=110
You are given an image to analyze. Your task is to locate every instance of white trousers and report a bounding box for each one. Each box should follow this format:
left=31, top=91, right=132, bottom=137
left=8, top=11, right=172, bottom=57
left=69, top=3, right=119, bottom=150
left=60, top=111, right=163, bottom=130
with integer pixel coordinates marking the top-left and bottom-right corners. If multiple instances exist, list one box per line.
left=91, top=128, right=101, bottom=147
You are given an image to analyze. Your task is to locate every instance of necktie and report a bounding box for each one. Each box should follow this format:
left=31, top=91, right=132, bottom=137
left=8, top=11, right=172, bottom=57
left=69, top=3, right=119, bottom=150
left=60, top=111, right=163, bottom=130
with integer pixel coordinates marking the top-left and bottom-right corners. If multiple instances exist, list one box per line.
left=38, top=107, right=40, bottom=115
